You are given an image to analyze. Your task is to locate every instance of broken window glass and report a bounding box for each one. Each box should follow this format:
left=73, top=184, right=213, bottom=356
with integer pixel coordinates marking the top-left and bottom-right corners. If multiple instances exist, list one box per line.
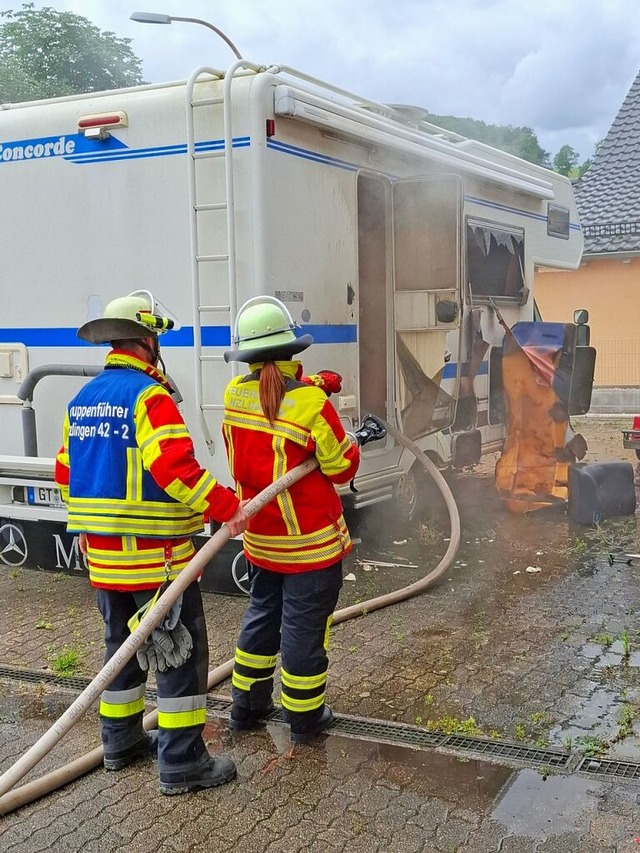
left=466, top=221, right=525, bottom=299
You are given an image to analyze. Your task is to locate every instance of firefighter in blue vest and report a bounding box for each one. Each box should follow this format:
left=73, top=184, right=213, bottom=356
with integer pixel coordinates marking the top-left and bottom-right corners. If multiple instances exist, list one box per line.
left=55, top=290, right=248, bottom=795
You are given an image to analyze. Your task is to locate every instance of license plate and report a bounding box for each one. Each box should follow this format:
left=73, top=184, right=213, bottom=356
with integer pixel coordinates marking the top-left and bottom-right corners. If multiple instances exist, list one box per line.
left=27, top=486, right=65, bottom=508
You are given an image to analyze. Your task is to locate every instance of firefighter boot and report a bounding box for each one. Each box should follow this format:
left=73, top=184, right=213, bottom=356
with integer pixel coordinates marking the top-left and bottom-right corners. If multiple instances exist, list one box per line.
left=104, top=729, right=158, bottom=771
left=159, top=753, right=237, bottom=796
left=290, top=705, right=334, bottom=744
left=229, top=702, right=276, bottom=731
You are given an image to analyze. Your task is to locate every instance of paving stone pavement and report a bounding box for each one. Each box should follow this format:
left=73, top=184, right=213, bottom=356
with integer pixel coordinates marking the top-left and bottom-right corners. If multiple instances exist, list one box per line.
left=3, top=420, right=640, bottom=850
left=2, top=694, right=640, bottom=852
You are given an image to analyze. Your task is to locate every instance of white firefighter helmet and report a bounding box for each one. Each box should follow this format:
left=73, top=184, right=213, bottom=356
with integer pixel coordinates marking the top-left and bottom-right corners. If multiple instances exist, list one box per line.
left=224, top=296, right=313, bottom=364
left=77, top=290, right=179, bottom=345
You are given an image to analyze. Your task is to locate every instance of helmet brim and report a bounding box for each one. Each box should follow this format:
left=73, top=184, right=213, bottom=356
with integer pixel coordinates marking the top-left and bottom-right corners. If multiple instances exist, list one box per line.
left=224, top=334, right=313, bottom=364
left=78, top=318, right=159, bottom=345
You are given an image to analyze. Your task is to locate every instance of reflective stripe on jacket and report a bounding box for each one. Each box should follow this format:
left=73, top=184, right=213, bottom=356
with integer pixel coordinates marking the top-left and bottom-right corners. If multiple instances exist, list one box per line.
left=222, top=359, right=360, bottom=573
left=85, top=534, right=196, bottom=591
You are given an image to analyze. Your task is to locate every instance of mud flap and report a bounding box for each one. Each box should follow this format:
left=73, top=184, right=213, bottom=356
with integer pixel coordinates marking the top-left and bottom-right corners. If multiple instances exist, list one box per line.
left=451, top=430, right=482, bottom=468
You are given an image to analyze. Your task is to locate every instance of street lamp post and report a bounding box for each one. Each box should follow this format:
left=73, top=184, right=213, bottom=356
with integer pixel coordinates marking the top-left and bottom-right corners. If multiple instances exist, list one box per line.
left=130, top=11, right=243, bottom=59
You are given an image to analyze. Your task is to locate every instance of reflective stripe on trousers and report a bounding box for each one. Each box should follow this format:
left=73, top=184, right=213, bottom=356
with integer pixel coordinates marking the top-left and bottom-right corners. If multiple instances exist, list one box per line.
left=232, top=561, right=343, bottom=727
left=96, top=579, right=209, bottom=772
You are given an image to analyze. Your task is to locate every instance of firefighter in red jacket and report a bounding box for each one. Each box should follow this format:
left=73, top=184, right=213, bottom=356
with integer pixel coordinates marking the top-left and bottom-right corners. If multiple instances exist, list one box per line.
left=55, top=290, right=248, bottom=794
left=223, top=296, right=378, bottom=742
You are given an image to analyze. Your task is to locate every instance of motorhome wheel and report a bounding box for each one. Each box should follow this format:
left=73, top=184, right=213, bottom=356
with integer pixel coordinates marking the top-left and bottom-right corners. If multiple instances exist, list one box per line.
left=393, top=466, right=420, bottom=523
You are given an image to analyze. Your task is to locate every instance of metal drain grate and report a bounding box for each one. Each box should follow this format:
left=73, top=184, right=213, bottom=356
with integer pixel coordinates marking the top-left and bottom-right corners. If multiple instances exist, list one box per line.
left=0, top=665, right=636, bottom=777
left=328, top=716, right=446, bottom=748
left=0, top=666, right=235, bottom=713
left=0, top=665, right=92, bottom=693
left=442, top=734, right=570, bottom=768
left=205, top=700, right=446, bottom=748
left=206, top=695, right=233, bottom=713
left=578, top=757, right=640, bottom=779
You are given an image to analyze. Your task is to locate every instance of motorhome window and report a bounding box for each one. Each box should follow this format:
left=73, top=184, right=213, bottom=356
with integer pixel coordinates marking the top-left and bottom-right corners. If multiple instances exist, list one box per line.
left=547, top=204, right=570, bottom=239
left=466, top=222, right=525, bottom=300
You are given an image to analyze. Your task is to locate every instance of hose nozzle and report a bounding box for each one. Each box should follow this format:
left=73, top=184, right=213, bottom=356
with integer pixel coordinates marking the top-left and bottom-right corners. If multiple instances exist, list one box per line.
left=351, top=414, right=387, bottom=446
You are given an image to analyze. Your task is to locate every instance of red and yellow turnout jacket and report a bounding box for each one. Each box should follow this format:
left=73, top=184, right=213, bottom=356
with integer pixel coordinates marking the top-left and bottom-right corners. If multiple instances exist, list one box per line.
left=223, top=360, right=360, bottom=573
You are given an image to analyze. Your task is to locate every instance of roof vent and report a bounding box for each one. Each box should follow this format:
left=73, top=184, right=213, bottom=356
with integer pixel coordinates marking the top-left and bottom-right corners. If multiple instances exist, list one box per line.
left=385, top=104, right=429, bottom=126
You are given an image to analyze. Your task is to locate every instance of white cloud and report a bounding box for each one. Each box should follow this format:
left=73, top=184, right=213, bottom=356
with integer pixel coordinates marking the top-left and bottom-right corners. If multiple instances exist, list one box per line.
left=3, top=0, right=640, bottom=160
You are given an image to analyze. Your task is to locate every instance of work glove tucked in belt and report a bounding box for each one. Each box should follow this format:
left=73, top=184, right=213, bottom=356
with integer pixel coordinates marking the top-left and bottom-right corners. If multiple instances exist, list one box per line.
left=128, top=585, right=193, bottom=673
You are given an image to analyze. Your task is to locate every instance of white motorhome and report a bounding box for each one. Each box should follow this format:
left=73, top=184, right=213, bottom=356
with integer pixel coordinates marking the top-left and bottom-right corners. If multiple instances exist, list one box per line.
left=0, top=61, right=592, bottom=587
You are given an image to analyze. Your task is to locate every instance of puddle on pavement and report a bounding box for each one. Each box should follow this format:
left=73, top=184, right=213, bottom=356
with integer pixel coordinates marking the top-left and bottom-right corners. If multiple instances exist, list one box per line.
left=491, top=768, right=605, bottom=838
left=608, top=738, right=640, bottom=760
left=261, top=728, right=606, bottom=837
left=548, top=638, right=640, bottom=758
left=266, top=730, right=513, bottom=811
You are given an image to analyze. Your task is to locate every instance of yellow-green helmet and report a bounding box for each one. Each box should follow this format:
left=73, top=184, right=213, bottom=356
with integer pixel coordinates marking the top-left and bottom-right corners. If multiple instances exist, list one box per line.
left=224, top=296, right=313, bottom=363
left=77, top=290, right=177, bottom=344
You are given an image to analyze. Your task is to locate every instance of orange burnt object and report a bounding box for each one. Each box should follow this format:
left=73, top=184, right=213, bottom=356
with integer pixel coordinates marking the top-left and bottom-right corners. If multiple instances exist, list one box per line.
left=495, top=335, right=571, bottom=513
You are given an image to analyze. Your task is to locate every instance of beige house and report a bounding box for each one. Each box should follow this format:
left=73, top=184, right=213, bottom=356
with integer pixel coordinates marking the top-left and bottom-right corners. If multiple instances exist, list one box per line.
left=536, top=69, right=640, bottom=404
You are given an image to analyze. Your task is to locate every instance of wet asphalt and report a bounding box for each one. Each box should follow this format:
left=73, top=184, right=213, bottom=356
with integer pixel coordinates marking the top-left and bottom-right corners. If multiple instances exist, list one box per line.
left=2, top=416, right=640, bottom=850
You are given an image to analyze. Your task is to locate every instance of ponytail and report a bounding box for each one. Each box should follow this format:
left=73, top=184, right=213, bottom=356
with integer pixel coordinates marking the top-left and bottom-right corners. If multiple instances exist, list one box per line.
left=259, top=361, right=286, bottom=425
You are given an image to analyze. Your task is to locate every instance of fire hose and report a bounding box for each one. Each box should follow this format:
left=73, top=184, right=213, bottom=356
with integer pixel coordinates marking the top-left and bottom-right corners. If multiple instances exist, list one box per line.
left=0, top=421, right=460, bottom=814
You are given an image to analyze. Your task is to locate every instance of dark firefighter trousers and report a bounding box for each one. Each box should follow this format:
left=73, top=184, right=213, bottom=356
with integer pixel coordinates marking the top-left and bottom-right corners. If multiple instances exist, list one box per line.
left=96, top=580, right=209, bottom=774
left=231, top=561, right=343, bottom=733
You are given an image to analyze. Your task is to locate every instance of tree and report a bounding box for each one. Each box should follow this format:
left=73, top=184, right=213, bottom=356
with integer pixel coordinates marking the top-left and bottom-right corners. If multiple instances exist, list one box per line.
left=0, top=3, right=144, bottom=103
left=425, top=113, right=551, bottom=167
left=553, top=144, right=580, bottom=177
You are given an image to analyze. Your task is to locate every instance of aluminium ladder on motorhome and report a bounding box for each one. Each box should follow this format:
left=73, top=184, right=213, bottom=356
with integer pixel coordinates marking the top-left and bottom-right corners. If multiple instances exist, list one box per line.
left=184, top=61, right=261, bottom=454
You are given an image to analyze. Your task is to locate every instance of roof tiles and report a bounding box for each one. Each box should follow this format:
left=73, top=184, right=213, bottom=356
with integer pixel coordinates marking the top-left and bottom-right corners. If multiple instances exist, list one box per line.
left=575, top=68, right=640, bottom=254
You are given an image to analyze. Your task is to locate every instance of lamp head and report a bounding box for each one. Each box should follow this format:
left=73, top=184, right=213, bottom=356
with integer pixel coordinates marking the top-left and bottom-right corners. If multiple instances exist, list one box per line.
left=130, top=12, right=172, bottom=24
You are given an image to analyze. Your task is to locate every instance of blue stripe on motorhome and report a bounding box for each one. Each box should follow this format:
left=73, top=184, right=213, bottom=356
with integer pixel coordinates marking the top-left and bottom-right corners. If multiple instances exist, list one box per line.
left=67, top=142, right=186, bottom=161
left=301, top=324, right=357, bottom=343
left=267, top=140, right=580, bottom=231
left=71, top=141, right=252, bottom=165
left=65, top=137, right=250, bottom=165
left=266, top=139, right=358, bottom=171
left=0, top=325, right=355, bottom=347
left=465, top=194, right=581, bottom=231
left=0, top=327, right=194, bottom=347
left=442, top=361, right=489, bottom=379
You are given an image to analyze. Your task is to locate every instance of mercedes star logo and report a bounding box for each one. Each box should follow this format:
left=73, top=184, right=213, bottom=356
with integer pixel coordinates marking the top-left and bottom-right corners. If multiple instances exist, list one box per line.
left=231, top=552, right=250, bottom=596
left=0, top=523, right=28, bottom=567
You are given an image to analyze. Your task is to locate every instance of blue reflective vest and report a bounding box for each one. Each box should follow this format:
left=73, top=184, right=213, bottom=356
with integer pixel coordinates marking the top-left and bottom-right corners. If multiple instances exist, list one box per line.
left=64, top=366, right=203, bottom=538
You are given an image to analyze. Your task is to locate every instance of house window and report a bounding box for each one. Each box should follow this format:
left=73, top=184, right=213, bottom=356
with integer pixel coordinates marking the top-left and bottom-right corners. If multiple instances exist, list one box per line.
left=466, top=221, right=525, bottom=300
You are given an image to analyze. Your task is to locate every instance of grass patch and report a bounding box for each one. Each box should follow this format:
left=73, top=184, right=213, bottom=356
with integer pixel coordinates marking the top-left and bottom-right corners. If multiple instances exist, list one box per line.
left=591, top=632, right=614, bottom=648
left=575, top=734, right=609, bottom=758
left=46, top=644, right=83, bottom=677
left=424, top=715, right=483, bottom=736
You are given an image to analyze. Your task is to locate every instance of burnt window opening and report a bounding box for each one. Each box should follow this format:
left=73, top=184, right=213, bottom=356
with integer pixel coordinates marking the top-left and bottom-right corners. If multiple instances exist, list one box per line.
left=466, top=221, right=525, bottom=300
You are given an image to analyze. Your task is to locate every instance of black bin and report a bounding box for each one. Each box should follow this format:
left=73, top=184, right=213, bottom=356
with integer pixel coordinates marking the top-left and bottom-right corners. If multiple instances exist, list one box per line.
left=568, top=461, right=636, bottom=525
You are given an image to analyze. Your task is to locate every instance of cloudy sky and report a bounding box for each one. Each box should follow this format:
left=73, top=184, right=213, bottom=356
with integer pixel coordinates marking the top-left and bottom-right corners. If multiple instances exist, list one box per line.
left=7, top=0, right=640, bottom=161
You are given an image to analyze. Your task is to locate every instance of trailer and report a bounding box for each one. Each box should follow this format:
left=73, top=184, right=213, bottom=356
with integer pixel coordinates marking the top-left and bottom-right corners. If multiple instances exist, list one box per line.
left=0, top=59, right=594, bottom=588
